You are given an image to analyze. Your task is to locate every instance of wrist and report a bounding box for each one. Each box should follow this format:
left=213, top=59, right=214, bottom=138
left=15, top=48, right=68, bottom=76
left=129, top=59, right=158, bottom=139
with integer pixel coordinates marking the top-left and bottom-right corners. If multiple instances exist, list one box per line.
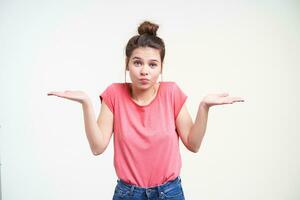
left=200, top=101, right=209, bottom=110
left=82, top=98, right=92, bottom=107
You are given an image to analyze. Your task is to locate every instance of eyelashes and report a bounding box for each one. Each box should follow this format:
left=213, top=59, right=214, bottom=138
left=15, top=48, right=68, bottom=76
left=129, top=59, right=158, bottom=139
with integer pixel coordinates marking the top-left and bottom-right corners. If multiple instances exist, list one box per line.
left=133, top=61, right=142, bottom=66
left=133, top=61, right=157, bottom=67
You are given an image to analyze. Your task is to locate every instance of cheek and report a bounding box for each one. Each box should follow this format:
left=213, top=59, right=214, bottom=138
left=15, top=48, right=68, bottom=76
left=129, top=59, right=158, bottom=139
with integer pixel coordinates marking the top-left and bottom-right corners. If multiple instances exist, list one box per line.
left=128, top=69, right=139, bottom=78
left=151, top=71, right=161, bottom=80
left=154, top=68, right=162, bottom=75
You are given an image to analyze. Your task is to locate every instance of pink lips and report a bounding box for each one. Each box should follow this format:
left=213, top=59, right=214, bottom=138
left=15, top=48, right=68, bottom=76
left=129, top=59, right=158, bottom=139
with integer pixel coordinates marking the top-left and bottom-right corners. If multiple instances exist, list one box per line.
left=139, top=79, right=150, bottom=84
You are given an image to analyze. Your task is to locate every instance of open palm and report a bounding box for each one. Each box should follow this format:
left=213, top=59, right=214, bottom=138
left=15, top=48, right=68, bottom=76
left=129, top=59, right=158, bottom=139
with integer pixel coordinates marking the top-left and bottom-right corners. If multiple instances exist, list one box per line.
left=47, top=90, right=89, bottom=104
left=203, top=93, right=245, bottom=107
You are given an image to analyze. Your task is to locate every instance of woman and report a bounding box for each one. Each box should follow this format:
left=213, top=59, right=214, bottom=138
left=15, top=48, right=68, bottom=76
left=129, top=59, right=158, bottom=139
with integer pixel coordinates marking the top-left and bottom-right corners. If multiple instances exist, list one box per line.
left=48, top=20, right=245, bottom=200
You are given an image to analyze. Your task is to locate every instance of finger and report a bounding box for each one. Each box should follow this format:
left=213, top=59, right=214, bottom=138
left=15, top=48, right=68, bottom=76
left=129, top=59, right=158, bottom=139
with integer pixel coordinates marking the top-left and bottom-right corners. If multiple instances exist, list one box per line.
left=47, top=91, right=58, bottom=96
left=235, top=100, right=245, bottom=102
left=234, top=97, right=245, bottom=101
left=219, top=92, right=229, bottom=97
left=47, top=91, right=66, bottom=97
left=231, top=97, right=245, bottom=103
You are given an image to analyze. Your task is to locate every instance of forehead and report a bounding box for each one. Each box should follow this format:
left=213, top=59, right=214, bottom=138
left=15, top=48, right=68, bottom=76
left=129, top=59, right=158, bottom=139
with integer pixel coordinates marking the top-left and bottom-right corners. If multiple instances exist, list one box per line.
left=131, top=47, right=161, bottom=62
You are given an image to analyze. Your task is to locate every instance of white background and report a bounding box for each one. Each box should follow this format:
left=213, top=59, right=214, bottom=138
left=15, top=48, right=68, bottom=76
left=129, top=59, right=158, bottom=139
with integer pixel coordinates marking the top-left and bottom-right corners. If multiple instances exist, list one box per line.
left=1, top=0, right=299, bottom=199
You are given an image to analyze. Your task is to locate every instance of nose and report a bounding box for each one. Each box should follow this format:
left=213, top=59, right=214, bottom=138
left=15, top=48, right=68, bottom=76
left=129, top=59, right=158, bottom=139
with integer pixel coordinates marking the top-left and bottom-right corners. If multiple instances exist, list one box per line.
left=140, top=71, right=148, bottom=76
left=140, top=66, right=149, bottom=76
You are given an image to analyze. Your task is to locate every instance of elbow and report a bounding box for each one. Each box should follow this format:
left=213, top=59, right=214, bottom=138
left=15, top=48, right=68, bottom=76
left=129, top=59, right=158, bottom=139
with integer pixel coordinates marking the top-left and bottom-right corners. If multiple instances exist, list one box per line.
left=92, top=151, right=102, bottom=156
left=92, top=147, right=105, bottom=156
left=185, top=143, right=200, bottom=153
left=187, top=140, right=201, bottom=153
left=189, top=146, right=200, bottom=153
left=91, top=140, right=108, bottom=156
left=187, top=131, right=205, bottom=153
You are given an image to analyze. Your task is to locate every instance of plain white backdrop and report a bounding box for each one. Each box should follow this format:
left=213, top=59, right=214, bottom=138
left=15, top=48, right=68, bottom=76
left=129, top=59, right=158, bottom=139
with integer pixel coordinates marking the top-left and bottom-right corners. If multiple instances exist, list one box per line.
left=1, top=0, right=299, bottom=199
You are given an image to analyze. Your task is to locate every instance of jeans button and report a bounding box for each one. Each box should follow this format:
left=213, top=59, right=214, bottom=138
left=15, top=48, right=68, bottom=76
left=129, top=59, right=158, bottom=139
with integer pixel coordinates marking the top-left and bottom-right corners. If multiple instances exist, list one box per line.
left=160, top=191, right=165, bottom=198
left=146, top=188, right=151, bottom=195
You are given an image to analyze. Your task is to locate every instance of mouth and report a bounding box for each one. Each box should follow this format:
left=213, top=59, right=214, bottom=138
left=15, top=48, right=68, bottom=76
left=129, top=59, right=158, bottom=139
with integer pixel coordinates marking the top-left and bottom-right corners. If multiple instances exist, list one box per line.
left=139, top=79, right=150, bottom=84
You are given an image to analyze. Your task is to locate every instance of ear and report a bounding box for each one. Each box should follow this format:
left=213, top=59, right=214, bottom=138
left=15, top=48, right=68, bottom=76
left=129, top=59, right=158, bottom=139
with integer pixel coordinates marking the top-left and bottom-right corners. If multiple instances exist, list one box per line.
left=125, top=57, right=129, bottom=71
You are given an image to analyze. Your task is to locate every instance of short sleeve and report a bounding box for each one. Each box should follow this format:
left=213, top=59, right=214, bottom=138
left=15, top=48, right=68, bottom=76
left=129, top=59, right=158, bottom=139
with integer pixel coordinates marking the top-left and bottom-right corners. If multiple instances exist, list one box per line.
left=99, top=83, right=115, bottom=113
left=173, top=82, right=188, bottom=119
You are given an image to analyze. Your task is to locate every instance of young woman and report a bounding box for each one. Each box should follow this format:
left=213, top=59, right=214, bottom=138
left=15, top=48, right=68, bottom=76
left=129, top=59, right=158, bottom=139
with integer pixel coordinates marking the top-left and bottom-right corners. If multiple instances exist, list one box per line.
left=48, top=21, right=245, bottom=200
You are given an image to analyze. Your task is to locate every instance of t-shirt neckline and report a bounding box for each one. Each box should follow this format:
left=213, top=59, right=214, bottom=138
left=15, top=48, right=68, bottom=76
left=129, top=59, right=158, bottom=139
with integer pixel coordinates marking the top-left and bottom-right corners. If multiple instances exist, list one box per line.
left=125, top=81, right=163, bottom=108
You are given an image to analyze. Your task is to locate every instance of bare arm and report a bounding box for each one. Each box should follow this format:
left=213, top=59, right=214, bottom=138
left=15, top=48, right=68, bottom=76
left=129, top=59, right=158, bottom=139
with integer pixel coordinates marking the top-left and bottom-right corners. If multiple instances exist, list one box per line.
left=47, top=90, right=113, bottom=156
left=187, top=102, right=209, bottom=152
left=176, top=93, right=245, bottom=153
left=175, top=103, right=206, bottom=153
left=82, top=99, right=114, bottom=156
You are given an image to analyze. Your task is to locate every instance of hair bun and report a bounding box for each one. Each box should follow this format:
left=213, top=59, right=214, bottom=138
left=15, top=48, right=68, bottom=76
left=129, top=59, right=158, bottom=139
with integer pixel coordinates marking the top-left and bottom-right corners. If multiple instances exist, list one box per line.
left=138, top=21, right=159, bottom=36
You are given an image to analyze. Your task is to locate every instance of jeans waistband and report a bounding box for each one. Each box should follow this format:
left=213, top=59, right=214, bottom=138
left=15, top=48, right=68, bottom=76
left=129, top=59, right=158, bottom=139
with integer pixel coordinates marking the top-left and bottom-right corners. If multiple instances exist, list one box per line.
left=117, top=176, right=181, bottom=194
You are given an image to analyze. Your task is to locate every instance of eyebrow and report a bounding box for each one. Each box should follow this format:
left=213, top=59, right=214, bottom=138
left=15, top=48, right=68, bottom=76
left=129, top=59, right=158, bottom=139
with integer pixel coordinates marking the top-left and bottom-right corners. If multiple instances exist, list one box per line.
left=132, top=56, right=159, bottom=62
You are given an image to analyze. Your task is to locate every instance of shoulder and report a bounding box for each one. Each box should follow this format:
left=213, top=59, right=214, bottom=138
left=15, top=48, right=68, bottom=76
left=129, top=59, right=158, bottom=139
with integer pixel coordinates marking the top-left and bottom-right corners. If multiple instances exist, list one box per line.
left=105, top=82, right=127, bottom=91
left=160, top=81, right=181, bottom=91
left=103, top=83, right=129, bottom=99
left=160, top=81, right=177, bottom=88
left=163, top=81, right=187, bottom=99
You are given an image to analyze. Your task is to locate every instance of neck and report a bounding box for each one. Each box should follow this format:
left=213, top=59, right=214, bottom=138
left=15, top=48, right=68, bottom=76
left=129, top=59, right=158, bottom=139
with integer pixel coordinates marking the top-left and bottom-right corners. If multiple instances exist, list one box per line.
left=129, top=83, right=158, bottom=104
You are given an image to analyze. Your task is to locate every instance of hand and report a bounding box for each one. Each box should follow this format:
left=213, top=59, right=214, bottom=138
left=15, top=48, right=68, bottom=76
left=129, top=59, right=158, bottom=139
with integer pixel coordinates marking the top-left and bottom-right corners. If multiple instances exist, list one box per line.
left=202, top=93, right=245, bottom=108
left=47, top=90, right=90, bottom=104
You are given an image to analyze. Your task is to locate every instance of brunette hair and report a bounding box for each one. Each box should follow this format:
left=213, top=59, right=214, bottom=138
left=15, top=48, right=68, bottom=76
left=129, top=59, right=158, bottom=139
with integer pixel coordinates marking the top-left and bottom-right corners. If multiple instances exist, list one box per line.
left=124, top=20, right=165, bottom=82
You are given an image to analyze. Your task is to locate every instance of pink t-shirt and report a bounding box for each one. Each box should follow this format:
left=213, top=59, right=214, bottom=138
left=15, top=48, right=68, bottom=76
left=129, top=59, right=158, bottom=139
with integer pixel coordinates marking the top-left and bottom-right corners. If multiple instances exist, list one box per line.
left=99, top=81, right=187, bottom=187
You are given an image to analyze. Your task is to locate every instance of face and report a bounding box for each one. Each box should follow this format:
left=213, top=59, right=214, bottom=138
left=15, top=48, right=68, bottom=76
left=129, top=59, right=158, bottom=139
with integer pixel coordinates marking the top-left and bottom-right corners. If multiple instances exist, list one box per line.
left=127, top=47, right=162, bottom=90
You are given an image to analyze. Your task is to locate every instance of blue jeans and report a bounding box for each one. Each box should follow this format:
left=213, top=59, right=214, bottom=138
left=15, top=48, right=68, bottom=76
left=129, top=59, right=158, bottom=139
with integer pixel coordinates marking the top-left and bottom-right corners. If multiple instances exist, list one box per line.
left=112, top=176, right=185, bottom=200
